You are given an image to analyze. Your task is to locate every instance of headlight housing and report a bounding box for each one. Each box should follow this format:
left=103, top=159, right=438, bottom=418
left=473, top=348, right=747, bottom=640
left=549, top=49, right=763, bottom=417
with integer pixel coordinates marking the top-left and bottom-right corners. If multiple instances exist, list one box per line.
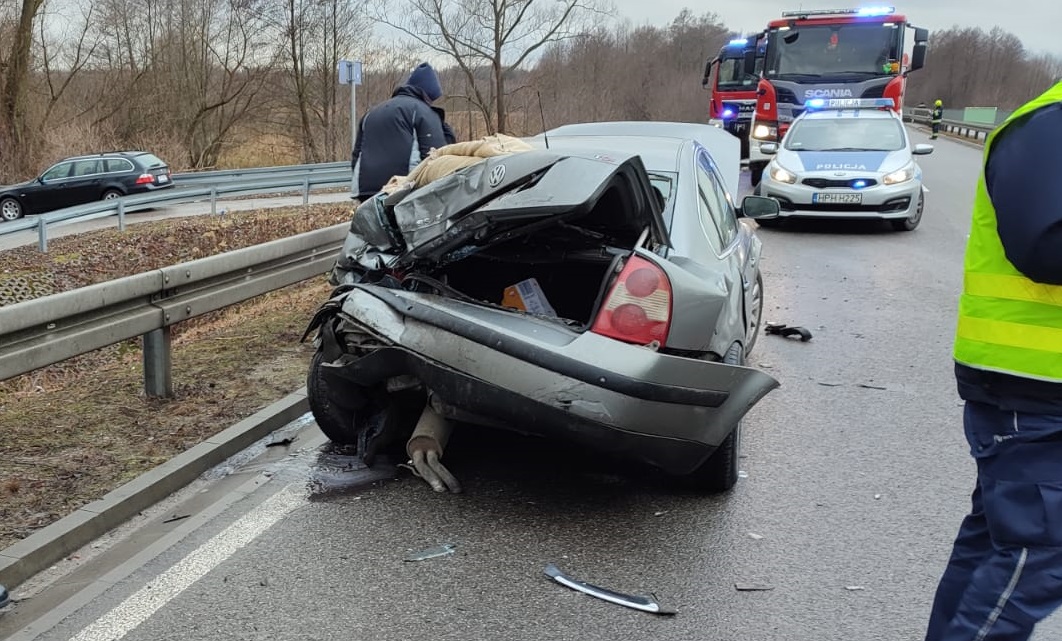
left=752, top=124, right=778, bottom=140
left=769, top=162, right=796, bottom=184
left=883, top=163, right=916, bottom=185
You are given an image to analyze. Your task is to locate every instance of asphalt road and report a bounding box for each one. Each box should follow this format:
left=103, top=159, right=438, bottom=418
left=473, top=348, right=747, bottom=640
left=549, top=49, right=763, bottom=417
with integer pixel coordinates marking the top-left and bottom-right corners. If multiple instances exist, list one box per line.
left=4, top=130, right=1060, bottom=641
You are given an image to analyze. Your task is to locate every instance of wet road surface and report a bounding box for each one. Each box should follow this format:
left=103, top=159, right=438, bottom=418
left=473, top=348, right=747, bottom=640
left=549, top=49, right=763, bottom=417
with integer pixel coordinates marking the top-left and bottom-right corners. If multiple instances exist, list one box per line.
left=3, top=130, right=1060, bottom=640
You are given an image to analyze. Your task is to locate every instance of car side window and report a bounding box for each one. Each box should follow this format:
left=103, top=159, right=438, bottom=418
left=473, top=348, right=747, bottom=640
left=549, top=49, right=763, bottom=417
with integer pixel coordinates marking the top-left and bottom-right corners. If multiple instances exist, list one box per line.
left=72, top=160, right=102, bottom=177
left=41, top=162, right=73, bottom=181
left=105, top=158, right=134, bottom=173
left=696, top=152, right=740, bottom=248
left=696, top=168, right=725, bottom=254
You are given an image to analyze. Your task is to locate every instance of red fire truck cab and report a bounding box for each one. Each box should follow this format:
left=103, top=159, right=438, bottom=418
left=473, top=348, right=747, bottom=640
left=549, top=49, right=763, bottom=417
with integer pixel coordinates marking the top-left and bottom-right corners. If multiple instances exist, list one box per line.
left=747, top=6, right=928, bottom=186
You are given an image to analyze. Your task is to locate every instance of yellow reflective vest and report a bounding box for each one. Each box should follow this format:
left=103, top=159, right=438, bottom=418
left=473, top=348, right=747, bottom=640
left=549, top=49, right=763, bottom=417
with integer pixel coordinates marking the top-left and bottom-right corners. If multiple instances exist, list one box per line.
left=954, top=81, right=1062, bottom=382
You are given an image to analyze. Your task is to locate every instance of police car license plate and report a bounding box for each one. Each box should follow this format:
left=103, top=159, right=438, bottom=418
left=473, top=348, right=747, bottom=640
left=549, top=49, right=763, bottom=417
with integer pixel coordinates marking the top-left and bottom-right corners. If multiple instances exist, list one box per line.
left=813, top=192, right=861, bottom=204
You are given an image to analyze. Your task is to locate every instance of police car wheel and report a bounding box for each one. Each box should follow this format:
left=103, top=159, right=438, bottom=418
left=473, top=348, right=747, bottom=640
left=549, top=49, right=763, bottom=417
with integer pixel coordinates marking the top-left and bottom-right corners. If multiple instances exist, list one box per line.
left=890, top=189, right=924, bottom=232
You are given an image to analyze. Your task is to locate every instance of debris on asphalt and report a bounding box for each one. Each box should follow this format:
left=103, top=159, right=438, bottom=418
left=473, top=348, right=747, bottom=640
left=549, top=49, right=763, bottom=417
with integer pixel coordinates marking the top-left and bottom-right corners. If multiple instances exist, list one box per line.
left=162, top=513, right=191, bottom=524
left=846, top=586, right=866, bottom=591
left=544, top=563, right=676, bottom=615
left=874, top=494, right=882, bottom=500
left=405, top=543, right=457, bottom=562
left=735, top=583, right=774, bottom=592
left=748, top=533, right=764, bottom=540
left=764, top=322, right=813, bottom=342
left=738, top=471, right=749, bottom=479
left=654, top=511, right=669, bottom=517
left=818, top=381, right=843, bottom=387
left=858, top=383, right=888, bottom=391
left=266, top=432, right=297, bottom=447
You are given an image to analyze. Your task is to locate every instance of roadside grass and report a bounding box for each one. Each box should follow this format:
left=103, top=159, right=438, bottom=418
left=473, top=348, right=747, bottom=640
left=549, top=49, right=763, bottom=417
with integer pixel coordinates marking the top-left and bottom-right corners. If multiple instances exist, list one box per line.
left=0, top=204, right=352, bottom=549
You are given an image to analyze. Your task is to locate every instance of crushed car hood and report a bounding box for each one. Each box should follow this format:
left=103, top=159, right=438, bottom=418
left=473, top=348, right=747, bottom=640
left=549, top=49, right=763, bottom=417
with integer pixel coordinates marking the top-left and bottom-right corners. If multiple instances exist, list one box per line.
left=341, top=150, right=670, bottom=273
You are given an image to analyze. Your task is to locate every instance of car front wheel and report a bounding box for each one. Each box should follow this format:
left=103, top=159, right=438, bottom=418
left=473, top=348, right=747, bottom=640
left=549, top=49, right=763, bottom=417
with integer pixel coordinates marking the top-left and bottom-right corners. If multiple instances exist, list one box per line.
left=678, top=342, right=745, bottom=493
left=0, top=197, right=23, bottom=222
left=891, top=188, right=924, bottom=232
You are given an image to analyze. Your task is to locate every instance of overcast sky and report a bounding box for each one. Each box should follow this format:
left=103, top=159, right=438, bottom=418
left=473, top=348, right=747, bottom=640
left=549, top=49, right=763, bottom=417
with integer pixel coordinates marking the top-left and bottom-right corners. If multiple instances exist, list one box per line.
left=611, top=1, right=1062, bottom=57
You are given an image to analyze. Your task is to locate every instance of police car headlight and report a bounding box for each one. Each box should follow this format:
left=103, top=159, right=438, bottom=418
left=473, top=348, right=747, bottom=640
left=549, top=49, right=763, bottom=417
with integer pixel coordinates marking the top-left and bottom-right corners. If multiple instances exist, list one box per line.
left=769, top=162, right=796, bottom=184
left=883, top=164, right=915, bottom=185
left=752, top=124, right=777, bottom=140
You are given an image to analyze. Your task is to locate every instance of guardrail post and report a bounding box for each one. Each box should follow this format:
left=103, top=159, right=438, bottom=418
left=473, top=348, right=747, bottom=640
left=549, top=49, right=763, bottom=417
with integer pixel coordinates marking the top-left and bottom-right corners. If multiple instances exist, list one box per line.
left=302, top=176, right=310, bottom=205
left=210, top=186, right=218, bottom=216
left=117, top=200, right=126, bottom=232
left=143, top=327, right=173, bottom=398
left=37, top=216, right=48, bottom=253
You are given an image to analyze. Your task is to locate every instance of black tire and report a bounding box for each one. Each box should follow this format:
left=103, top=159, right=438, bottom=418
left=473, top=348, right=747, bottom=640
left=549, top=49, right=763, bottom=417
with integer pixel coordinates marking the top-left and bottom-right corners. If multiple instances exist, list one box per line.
left=102, top=189, right=124, bottom=200
left=0, top=197, right=23, bottom=222
left=890, top=188, right=924, bottom=232
left=306, top=348, right=361, bottom=445
left=679, top=343, right=745, bottom=493
left=749, top=162, right=766, bottom=187
left=744, top=272, right=764, bottom=358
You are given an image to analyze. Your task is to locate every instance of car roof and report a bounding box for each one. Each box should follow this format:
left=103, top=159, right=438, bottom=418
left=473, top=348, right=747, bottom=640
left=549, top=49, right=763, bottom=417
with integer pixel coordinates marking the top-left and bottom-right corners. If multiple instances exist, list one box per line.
left=60, top=151, right=157, bottom=161
left=527, top=134, right=688, bottom=174
left=798, top=108, right=899, bottom=121
left=528, top=120, right=743, bottom=195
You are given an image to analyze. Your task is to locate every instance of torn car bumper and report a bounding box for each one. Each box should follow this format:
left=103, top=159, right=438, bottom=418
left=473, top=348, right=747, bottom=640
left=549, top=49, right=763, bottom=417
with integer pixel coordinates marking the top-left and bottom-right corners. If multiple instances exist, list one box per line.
left=320, top=285, right=779, bottom=476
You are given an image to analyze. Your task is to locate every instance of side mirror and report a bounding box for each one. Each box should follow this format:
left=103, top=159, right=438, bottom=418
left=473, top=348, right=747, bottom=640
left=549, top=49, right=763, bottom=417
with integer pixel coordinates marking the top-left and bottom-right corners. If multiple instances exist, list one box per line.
left=910, top=43, right=927, bottom=72
left=912, top=143, right=934, bottom=155
left=758, top=142, right=779, bottom=155
left=741, top=195, right=781, bottom=220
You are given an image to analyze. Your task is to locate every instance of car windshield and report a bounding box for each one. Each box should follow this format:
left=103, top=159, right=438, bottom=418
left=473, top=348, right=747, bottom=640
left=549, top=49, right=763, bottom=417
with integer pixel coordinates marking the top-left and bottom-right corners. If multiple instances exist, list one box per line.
left=765, top=23, right=901, bottom=78
left=715, top=55, right=762, bottom=90
left=784, top=117, right=905, bottom=151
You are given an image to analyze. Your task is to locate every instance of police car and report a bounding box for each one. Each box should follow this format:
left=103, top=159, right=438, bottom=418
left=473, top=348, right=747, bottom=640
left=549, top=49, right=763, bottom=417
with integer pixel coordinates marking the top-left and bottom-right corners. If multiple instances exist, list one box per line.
left=755, top=98, right=934, bottom=231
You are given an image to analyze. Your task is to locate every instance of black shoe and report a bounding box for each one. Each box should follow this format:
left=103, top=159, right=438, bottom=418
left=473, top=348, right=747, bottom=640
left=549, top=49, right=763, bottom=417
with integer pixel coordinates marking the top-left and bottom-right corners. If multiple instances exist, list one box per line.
left=0, top=584, right=9, bottom=608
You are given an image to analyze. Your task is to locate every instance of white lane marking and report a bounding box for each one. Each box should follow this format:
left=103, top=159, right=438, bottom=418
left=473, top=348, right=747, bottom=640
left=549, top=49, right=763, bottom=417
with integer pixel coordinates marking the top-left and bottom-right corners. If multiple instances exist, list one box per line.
left=68, top=485, right=304, bottom=641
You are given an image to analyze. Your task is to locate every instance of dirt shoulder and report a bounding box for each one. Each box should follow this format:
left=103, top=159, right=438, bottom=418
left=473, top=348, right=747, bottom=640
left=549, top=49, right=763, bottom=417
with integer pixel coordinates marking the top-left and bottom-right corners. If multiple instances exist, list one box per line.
left=0, top=204, right=353, bottom=550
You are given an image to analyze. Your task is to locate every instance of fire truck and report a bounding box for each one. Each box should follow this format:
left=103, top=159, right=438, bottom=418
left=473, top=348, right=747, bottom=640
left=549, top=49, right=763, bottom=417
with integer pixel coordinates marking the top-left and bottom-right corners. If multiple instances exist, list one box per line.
left=702, top=36, right=767, bottom=160
left=746, top=6, right=928, bottom=185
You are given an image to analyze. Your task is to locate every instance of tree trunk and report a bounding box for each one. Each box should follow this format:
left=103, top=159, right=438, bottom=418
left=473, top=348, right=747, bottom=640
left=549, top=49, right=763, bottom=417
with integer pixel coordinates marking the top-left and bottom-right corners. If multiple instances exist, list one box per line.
left=494, top=59, right=505, bottom=134
left=2, top=0, right=45, bottom=173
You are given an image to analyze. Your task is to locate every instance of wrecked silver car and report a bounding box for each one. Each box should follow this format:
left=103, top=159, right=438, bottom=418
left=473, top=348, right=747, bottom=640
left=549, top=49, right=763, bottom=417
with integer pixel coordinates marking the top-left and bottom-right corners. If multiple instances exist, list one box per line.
left=302, top=136, right=780, bottom=493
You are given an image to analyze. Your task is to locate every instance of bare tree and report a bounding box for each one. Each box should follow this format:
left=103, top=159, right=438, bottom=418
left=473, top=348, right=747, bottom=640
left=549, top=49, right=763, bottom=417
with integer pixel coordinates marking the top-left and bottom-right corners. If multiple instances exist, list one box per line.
left=381, top=0, right=608, bottom=134
left=0, top=0, right=46, bottom=172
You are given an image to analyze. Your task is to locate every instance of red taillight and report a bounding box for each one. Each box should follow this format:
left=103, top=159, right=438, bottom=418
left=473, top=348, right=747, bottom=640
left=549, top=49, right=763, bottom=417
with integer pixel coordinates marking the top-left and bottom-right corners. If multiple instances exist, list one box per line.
left=135, top=173, right=154, bottom=185
left=591, top=255, right=672, bottom=346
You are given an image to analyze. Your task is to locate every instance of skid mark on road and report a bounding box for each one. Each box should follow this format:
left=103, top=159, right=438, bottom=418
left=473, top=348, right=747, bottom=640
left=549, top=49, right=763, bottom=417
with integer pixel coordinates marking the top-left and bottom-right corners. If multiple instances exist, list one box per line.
left=67, top=485, right=305, bottom=641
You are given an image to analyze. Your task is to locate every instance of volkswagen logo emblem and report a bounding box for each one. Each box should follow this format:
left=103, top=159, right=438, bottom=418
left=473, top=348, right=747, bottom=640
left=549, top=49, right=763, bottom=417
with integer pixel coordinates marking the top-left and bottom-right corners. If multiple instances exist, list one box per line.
left=488, top=164, right=506, bottom=187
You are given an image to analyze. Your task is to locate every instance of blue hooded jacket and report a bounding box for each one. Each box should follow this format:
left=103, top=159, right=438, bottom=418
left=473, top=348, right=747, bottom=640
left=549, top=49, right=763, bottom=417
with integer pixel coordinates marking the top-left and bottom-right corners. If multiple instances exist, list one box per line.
left=351, top=63, right=457, bottom=200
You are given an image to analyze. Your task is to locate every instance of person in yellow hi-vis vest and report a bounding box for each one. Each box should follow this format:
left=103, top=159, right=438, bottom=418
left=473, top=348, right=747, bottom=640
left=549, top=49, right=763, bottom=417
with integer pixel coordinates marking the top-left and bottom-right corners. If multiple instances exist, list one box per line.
left=924, top=79, right=1062, bottom=641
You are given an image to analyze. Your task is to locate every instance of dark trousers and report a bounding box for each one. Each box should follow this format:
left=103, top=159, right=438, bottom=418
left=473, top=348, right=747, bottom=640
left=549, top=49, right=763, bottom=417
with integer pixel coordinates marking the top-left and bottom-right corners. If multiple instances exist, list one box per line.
left=931, top=121, right=941, bottom=137
left=925, top=401, right=1062, bottom=641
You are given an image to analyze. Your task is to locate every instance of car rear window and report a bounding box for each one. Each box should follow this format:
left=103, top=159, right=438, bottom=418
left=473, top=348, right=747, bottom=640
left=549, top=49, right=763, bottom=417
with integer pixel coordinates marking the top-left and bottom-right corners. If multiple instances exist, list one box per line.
left=136, top=153, right=167, bottom=168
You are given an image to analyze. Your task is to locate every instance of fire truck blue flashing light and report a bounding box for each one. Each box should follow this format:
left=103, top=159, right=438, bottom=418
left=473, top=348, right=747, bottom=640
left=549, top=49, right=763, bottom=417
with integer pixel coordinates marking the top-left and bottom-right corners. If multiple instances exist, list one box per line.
left=857, top=6, right=895, bottom=16
left=722, top=108, right=736, bottom=119
left=806, top=98, right=827, bottom=109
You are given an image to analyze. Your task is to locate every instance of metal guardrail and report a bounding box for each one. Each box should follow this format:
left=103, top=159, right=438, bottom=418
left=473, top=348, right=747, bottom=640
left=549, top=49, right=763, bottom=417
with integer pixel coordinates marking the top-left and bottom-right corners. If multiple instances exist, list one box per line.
left=171, top=161, right=349, bottom=186
left=0, top=165, right=353, bottom=252
left=905, top=108, right=996, bottom=142
left=0, top=223, right=347, bottom=396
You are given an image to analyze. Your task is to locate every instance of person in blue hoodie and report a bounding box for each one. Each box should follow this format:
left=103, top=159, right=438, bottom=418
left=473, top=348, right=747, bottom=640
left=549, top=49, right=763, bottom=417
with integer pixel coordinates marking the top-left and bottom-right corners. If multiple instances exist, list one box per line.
left=924, top=79, right=1062, bottom=641
left=350, top=62, right=457, bottom=202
